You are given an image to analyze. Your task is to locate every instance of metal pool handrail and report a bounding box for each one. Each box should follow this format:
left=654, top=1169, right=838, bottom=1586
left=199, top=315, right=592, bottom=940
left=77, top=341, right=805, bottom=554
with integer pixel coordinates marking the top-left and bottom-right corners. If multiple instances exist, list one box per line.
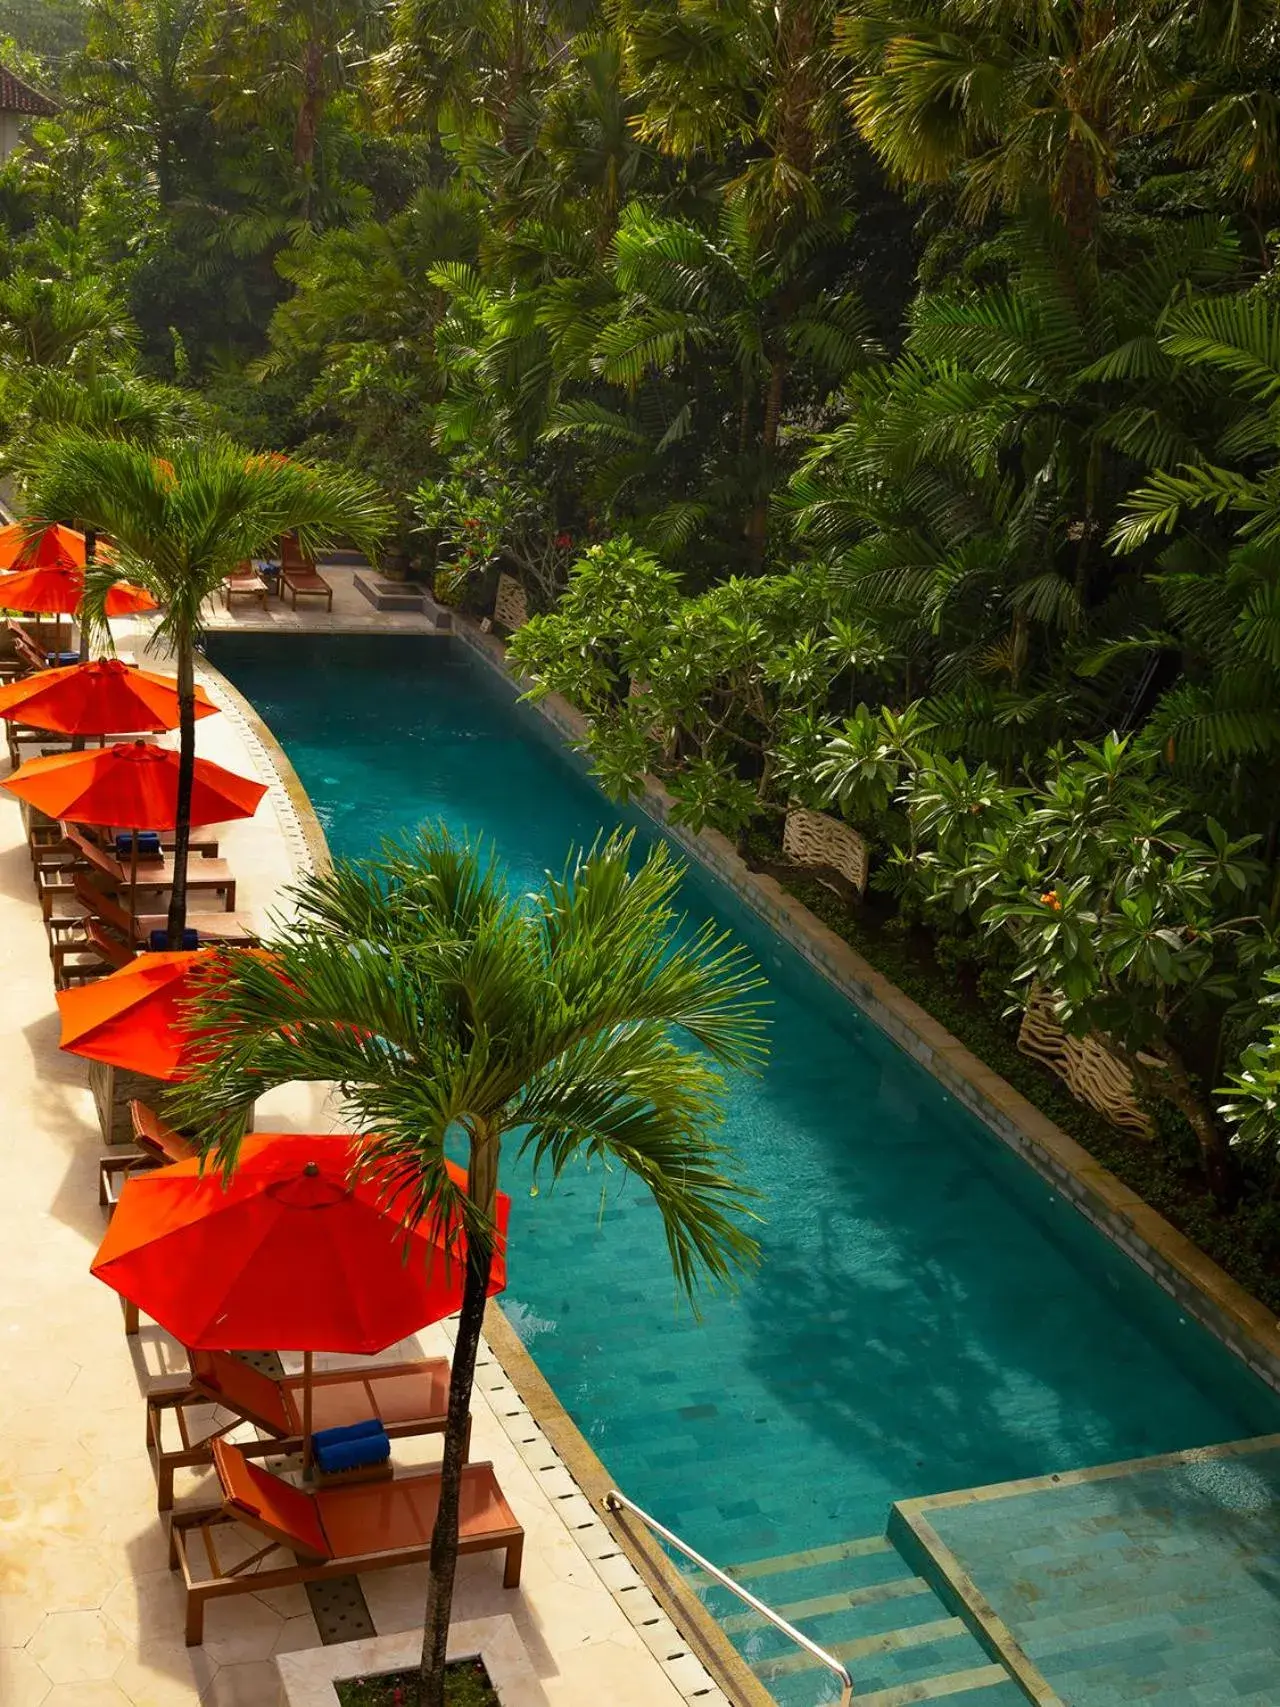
left=602, top=1487, right=854, bottom=1707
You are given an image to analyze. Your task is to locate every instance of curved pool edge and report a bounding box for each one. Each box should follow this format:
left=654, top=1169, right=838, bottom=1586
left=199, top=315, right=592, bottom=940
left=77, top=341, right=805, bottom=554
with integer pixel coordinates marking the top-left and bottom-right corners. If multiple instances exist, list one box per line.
left=452, top=617, right=1280, bottom=1408
left=197, top=646, right=770, bottom=1707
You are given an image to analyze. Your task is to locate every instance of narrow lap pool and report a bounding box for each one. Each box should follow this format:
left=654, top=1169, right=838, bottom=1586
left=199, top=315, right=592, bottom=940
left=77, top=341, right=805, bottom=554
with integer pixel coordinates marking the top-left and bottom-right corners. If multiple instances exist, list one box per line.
left=209, top=633, right=1279, bottom=1702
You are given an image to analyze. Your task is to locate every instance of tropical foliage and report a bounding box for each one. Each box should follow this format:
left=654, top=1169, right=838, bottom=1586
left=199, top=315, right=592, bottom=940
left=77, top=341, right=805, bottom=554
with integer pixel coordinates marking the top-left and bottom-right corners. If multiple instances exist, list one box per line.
left=6, top=3, right=1280, bottom=1215
left=170, top=827, right=765, bottom=1705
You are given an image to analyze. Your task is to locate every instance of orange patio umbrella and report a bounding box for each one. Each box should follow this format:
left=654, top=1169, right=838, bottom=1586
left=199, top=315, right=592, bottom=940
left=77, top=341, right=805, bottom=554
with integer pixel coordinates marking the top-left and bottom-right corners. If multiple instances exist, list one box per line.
left=0, top=564, right=155, bottom=617
left=1, top=740, right=266, bottom=829
left=92, top=1136, right=511, bottom=1470
left=0, top=657, right=217, bottom=736
left=0, top=522, right=113, bottom=570
left=56, top=949, right=223, bottom=1081
left=2, top=740, right=266, bottom=933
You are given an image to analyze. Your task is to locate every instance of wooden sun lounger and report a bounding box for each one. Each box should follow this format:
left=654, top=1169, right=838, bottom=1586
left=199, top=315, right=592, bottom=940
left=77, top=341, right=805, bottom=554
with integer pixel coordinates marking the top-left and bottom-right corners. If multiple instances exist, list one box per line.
left=61, top=825, right=238, bottom=912
left=98, top=1100, right=198, bottom=1219
left=146, top=1348, right=460, bottom=1510
left=172, top=1440, right=522, bottom=1644
left=66, top=873, right=259, bottom=952
left=74, top=820, right=222, bottom=860
left=222, top=564, right=269, bottom=610
left=279, top=565, right=333, bottom=611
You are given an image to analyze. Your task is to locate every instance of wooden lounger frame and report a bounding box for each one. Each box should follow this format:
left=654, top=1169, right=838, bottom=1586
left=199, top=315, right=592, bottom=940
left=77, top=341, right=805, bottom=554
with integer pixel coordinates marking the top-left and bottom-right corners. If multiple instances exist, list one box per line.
left=169, top=1454, right=522, bottom=1644
left=144, top=1352, right=465, bottom=1509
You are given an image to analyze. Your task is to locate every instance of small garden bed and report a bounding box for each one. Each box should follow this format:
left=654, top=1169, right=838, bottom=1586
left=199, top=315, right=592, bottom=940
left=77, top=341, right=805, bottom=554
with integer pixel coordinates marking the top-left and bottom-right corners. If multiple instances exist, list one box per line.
left=336, top=1659, right=498, bottom=1707
left=747, top=838, right=1280, bottom=1316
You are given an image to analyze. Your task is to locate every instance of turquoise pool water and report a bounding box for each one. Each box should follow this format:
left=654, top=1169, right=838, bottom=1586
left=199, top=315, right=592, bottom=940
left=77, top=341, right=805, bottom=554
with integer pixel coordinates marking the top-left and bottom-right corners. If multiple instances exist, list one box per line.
left=211, top=633, right=1278, bottom=1685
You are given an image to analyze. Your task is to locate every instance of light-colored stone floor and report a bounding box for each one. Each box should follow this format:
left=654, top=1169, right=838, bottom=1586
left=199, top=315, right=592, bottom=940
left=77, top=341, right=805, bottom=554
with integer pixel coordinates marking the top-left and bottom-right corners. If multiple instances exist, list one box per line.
left=0, top=615, right=697, bottom=1707
left=200, top=566, right=443, bottom=637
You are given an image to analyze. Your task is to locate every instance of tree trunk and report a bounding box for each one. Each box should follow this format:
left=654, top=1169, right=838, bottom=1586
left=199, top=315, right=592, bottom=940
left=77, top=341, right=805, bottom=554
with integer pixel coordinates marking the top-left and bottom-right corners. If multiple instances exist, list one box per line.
left=744, top=358, right=788, bottom=569
left=1133, top=1045, right=1241, bottom=1207
left=417, top=1130, right=499, bottom=1707
left=293, top=39, right=324, bottom=173
left=165, top=639, right=196, bottom=949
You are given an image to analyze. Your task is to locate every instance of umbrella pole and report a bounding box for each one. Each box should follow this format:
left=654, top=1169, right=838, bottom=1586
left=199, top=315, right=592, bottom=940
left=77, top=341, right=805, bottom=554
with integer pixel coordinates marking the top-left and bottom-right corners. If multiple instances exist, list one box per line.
left=302, top=1351, right=314, bottom=1480
left=129, top=831, right=139, bottom=946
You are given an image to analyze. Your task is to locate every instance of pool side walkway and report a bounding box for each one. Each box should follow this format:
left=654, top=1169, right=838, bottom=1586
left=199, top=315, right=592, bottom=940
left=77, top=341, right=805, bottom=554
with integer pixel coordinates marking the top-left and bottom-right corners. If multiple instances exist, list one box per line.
left=0, top=619, right=707, bottom=1707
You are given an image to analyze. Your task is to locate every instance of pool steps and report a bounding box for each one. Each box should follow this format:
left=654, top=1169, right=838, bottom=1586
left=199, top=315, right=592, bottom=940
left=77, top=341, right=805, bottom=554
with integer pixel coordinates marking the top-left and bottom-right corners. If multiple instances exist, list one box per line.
left=691, top=1532, right=1024, bottom=1705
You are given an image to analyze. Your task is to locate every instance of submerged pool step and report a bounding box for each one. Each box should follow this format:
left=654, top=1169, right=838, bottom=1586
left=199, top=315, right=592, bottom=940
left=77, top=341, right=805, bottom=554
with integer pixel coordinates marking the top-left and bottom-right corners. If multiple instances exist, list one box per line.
left=852, top=1666, right=1025, bottom=1705
left=685, top=1527, right=1021, bottom=1707
left=719, top=1572, right=932, bottom=1635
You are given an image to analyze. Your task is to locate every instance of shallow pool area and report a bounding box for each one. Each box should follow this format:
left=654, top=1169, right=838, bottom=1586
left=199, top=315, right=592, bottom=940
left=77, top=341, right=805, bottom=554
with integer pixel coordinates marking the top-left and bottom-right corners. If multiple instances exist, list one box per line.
left=209, top=632, right=1280, bottom=1704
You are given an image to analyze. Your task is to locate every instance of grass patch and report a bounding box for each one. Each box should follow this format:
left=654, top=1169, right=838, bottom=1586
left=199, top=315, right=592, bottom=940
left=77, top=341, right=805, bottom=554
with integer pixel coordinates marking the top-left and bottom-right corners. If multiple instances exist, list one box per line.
left=336, top=1659, right=498, bottom=1707
left=747, top=842, right=1280, bottom=1316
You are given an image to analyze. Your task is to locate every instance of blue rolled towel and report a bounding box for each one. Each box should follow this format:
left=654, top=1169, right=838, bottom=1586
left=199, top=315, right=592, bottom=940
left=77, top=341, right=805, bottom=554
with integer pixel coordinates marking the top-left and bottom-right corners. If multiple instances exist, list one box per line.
left=49, top=651, right=79, bottom=667
left=313, top=1417, right=385, bottom=1446
left=116, top=831, right=162, bottom=859
left=313, top=1419, right=390, bottom=1475
left=149, top=928, right=200, bottom=951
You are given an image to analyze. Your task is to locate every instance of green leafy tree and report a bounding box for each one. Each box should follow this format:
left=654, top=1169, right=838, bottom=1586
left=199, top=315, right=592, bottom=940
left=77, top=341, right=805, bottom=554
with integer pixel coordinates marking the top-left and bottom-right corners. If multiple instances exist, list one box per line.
left=169, top=826, right=767, bottom=1707
left=25, top=434, right=390, bottom=942
left=73, top=0, right=214, bottom=207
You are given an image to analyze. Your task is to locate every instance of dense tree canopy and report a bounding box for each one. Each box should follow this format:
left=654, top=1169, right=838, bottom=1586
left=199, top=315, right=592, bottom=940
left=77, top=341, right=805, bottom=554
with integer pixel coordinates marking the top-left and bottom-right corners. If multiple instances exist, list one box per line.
left=11, top=0, right=1280, bottom=1192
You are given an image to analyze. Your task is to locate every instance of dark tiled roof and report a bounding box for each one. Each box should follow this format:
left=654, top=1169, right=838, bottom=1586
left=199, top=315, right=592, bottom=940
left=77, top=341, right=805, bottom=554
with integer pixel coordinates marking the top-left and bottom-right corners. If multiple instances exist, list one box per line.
left=0, top=66, right=57, bottom=117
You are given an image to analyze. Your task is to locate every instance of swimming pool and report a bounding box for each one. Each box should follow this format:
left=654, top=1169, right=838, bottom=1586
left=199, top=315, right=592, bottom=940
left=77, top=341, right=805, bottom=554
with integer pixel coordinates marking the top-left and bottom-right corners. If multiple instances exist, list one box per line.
left=210, top=632, right=1279, bottom=1701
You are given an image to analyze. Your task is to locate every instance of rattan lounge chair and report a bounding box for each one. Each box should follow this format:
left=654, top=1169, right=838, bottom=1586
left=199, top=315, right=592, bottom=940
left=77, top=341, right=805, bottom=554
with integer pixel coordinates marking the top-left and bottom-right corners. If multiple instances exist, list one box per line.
left=221, top=564, right=269, bottom=610
left=171, top=1440, right=522, bottom=1643
left=146, top=1347, right=461, bottom=1510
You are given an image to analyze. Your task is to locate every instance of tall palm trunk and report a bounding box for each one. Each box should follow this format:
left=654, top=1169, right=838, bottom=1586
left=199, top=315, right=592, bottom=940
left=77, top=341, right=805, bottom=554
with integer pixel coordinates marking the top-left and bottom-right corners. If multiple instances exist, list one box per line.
left=166, top=637, right=196, bottom=948
left=418, top=1127, right=499, bottom=1707
left=745, top=357, right=788, bottom=569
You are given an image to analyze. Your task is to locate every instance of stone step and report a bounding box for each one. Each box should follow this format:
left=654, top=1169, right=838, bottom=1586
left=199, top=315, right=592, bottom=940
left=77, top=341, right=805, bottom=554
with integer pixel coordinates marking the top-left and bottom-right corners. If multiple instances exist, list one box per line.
left=720, top=1573, right=932, bottom=1636
left=754, top=1615, right=970, bottom=1683
left=725, top=1535, right=895, bottom=1583
left=852, top=1665, right=1024, bottom=1706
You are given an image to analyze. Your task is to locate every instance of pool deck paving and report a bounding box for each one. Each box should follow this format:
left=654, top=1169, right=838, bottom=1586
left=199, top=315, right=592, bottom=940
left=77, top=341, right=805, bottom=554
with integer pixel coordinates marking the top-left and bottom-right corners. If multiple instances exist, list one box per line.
left=0, top=614, right=705, bottom=1707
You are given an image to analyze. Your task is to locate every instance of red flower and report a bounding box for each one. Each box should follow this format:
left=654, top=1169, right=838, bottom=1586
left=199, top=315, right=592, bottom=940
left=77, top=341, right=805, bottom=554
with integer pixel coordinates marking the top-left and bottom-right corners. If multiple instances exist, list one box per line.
left=555, top=531, right=573, bottom=549
left=463, top=517, right=480, bottom=529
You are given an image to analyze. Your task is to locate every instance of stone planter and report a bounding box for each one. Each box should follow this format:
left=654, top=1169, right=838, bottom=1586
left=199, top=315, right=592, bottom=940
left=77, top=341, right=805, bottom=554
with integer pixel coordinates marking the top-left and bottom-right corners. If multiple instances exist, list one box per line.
left=90, top=1060, right=174, bottom=1145
left=782, top=807, right=869, bottom=896
left=275, top=1615, right=547, bottom=1707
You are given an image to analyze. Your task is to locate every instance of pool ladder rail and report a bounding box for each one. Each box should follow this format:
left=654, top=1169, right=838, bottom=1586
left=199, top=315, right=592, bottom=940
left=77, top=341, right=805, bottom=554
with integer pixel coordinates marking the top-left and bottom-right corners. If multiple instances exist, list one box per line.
left=602, top=1487, right=854, bottom=1707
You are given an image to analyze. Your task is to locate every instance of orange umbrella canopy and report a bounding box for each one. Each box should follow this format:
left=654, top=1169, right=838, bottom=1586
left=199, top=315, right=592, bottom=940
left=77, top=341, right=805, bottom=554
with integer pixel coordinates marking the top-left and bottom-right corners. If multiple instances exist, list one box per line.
left=91, top=1138, right=510, bottom=1352
left=56, top=949, right=221, bottom=1081
left=1, top=740, right=267, bottom=829
left=0, top=564, right=155, bottom=617
left=0, top=522, right=114, bottom=570
left=0, top=658, right=217, bottom=736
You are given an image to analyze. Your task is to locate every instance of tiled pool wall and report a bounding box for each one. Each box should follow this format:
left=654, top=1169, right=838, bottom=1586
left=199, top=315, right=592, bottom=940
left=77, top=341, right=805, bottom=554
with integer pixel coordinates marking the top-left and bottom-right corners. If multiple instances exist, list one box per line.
left=454, top=620, right=1280, bottom=1404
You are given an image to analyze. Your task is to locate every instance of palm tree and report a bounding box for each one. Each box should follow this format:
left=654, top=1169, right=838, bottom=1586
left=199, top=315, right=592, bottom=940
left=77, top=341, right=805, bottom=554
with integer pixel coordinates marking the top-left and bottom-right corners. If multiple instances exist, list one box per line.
left=25, top=433, right=391, bottom=944
left=835, top=0, right=1280, bottom=240
left=168, top=826, right=767, bottom=1707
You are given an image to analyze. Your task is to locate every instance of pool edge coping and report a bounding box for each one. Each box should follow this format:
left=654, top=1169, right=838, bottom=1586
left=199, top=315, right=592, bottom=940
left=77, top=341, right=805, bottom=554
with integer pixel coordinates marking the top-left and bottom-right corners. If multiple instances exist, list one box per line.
left=452, top=617, right=1280, bottom=1405
left=198, top=647, right=771, bottom=1707
left=889, top=1431, right=1280, bottom=1707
